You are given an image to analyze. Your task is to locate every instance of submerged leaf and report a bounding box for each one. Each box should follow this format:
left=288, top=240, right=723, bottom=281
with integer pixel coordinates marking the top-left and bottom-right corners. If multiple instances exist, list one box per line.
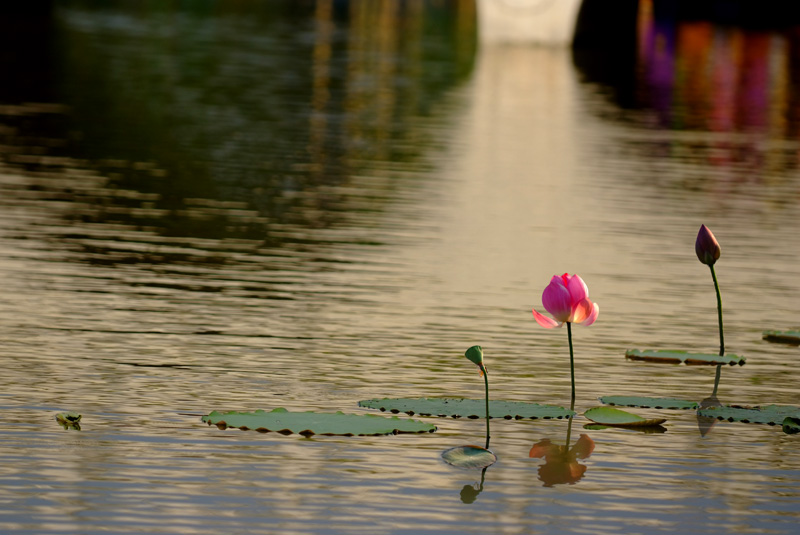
left=358, top=398, right=574, bottom=420
left=442, top=445, right=497, bottom=469
left=584, top=406, right=666, bottom=427
left=625, top=349, right=745, bottom=366
left=762, top=330, right=800, bottom=345
left=202, top=408, right=436, bottom=436
left=599, top=395, right=698, bottom=410
left=697, top=404, right=800, bottom=426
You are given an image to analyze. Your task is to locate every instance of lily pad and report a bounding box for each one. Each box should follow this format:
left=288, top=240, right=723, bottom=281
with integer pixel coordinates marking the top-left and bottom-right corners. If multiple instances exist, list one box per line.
left=584, top=406, right=667, bottom=427
left=696, top=404, right=800, bottom=426
left=599, top=396, right=698, bottom=410
left=584, top=423, right=666, bottom=433
left=202, top=408, right=437, bottom=436
left=442, top=445, right=497, bottom=469
left=783, top=417, right=800, bottom=435
left=762, top=330, right=800, bottom=345
left=358, top=398, right=574, bottom=420
left=625, top=349, right=745, bottom=366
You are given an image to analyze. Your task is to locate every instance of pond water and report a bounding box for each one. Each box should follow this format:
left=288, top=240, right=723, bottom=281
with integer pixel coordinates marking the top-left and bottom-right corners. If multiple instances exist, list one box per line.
left=1, top=1, right=800, bottom=534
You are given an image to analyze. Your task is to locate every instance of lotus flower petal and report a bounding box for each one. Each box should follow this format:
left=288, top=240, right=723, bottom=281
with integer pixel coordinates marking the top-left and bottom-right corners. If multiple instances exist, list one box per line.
left=533, top=308, right=561, bottom=328
left=566, top=274, right=588, bottom=304
left=542, top=277, right=572, bottom=322
left=580, top=302, right=599, bottom=326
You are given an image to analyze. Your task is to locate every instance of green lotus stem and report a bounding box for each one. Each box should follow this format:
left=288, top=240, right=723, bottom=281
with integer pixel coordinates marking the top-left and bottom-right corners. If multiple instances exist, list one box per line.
left=566, top=321, right=576, bottom=446
left=567, top=321, right=575, bottom=406
left=708, top=264, right=724, bottom=356
left=483, top=368, right=490, bottom=450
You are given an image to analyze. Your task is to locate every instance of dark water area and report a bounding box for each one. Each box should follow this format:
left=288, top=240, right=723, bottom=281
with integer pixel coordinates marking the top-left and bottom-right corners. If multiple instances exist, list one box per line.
left=1, top=1, right=800, bottom=534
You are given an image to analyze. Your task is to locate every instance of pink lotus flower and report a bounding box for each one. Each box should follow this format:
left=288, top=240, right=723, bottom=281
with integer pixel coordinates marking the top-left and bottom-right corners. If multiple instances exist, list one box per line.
left=532, top=274, right=599, bottom=329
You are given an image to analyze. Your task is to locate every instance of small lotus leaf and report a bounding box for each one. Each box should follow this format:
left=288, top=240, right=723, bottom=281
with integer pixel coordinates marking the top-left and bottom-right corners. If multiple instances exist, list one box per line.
left=584, top=406, right=667, bottom=427
left=762, top=330, right=800, bottom=345
left=55, top=412, right=82, bottom=430
left=599, top=396, right=698, bottom=410
left=202, top=408, right=436, bottom=436
left=696, top=404, right=800, bottom=426
left=625, top=349, right=745, bottom=366
left=442, top=445, right=497, bottom=469
left=358, top=398, right=574, bottom=420
left=783, top=417, right=800, bottom=435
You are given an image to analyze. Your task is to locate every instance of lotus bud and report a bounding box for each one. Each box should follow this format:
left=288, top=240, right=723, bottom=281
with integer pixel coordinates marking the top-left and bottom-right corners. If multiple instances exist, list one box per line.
left=465, top=345, right=485, bottom=373
left=695, top=224, right=721, bottom=266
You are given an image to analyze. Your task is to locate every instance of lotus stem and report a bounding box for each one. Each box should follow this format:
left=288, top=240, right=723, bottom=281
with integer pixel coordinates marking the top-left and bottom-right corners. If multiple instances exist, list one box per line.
left=566, top=321, right=576, bottom=446
left=483, top=368, right=490, bottom=449
left=709, top=264, right=724, bottom=356
left=567, top=322, right=575, bottom=406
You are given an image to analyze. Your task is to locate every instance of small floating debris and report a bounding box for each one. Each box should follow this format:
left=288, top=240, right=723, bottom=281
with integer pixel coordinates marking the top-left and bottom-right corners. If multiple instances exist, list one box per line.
left=55, top=412, right=82, bottom=430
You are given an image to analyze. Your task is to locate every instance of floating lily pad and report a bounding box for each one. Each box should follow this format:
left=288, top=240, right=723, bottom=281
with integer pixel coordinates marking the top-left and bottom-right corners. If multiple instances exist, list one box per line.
left=202, top=408, right=436, bottom=436
left=442, top=445, right=497, bottom=469
left=584, top=423, right=666, bottom=433
left=696, top=404, right=800, bottom=426
left=584, top=406, right=667, bottom=427
left=783, top=417, right=800, bottom=435
left=625, top=349, right=745, bottom=366
left=599, top=396, right=698, bottom=410
left=762, top=330, right=800, bottom=345
left=55, top=412, right=82, bottom=430
left=358, top=398, right=574, bottom=420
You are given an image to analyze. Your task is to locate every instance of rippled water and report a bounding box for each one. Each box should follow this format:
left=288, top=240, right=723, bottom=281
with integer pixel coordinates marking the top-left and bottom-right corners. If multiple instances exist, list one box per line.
left=1, top=2, right=800, bottom=534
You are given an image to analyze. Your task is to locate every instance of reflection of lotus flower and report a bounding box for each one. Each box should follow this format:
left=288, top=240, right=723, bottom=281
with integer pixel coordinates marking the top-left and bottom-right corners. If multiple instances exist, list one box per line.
left=532, top=274, right=599, bottom=329
left=695, top=224, right=721, bottom=266
left=529, top=434, right=595, bottom=487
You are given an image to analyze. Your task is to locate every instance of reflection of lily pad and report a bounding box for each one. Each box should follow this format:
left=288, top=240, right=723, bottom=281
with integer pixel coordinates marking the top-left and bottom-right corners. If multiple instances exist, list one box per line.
left=584, top=406, right=666, bottom=427
left=358, top=398, right=574, bottom=420
left=762, top=330, right=800, bottom=345
left=599, top=396, right=698, bottom=410
left=697, top=404, right=800, bottom=426
left=202, top=408, right=437, bottom=436
left=442, top=445, right=497, bottom=469
left=625, top=349, right=745, bottom=366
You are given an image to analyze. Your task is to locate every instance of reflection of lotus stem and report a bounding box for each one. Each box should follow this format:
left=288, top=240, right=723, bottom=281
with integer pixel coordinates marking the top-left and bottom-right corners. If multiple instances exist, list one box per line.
left=709, top=264, right=724, bottom=356
left=483, top=369, right=491, bottom=449
left=564, top=402, right=575, bottom=447
left=711, top=364, right=722, bottom=396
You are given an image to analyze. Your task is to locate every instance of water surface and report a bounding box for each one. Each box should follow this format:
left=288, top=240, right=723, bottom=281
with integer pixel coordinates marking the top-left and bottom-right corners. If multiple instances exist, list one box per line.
left=1, top=2, right=799, bottom=534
